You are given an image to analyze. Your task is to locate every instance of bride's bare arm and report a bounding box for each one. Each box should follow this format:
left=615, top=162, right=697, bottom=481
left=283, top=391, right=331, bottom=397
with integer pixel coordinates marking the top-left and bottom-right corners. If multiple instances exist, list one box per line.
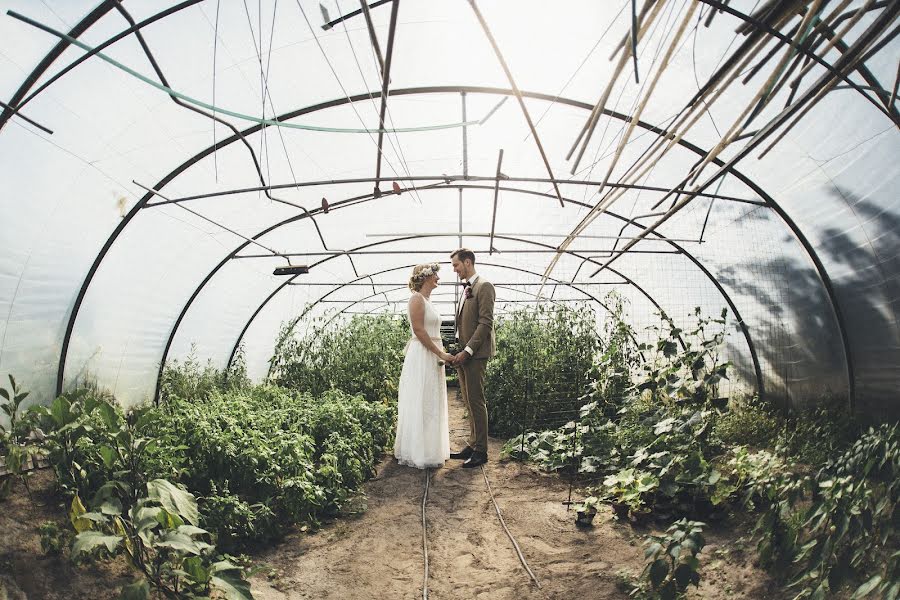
left=409, top=295, right=450, bottom=359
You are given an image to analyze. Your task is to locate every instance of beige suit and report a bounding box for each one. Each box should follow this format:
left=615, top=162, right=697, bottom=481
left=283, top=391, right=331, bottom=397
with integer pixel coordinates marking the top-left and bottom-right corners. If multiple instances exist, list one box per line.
left=456, top=276, right=495, bottom=452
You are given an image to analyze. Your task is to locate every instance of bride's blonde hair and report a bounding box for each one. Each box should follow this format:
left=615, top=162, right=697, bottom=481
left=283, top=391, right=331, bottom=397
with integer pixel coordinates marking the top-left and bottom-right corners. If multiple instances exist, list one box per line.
left=408, top=263, right=440, bottom=292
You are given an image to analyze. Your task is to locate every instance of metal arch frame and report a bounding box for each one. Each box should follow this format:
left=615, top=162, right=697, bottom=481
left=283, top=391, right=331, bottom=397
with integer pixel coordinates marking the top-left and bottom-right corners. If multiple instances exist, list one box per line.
left=440, top=183, right=766, bottom=398
left=155, top=175, right=762, bottom=402
left=156, top=180, right=764, bottom=402
left=252, top=260, right=652, bottom=385
left=49, top=86, right=849, bottom=407
left=259, top=261, right=625, bottom=382
left=223, top=233, right=702, bottom=383
left=314, top=283, right=611, bottom=327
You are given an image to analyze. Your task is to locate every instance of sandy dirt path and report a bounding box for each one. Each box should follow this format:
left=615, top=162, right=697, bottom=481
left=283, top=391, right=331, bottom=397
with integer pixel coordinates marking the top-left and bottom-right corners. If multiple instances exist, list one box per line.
left=249, top=386, right=778, bottom=600
left=249, top=387, right=642, bottom=600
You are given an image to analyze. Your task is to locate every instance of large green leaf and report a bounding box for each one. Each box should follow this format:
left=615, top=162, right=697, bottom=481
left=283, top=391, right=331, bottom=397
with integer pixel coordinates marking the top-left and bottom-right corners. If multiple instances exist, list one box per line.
left=851, top=575, right=882, bottom=599
left=50, top=396, right=74, bottom=427
left=147, top=479, right=199, bottom=525
left=182, top=556, right=210, bottom=584
left=99, top=445, right=118, bottom=469
left=119, top=578, right=150, bottom=600
left=211, top=573, right=254, bottom=600
left=649, top=558, right=669, bottom=588
left=98, top=402, right=119, bottom=429
left=73, top=531, right=122, bottom=556
left=154, top=531, right=202, bottom=555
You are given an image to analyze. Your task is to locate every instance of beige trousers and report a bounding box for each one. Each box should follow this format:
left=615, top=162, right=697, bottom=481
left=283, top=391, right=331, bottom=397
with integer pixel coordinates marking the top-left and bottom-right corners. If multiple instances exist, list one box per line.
left=457, top=358, right=488, bottom=452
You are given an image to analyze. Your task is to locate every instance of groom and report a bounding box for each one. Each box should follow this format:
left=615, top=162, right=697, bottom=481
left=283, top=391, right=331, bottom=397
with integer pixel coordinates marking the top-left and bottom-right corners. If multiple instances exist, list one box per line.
left=449, top=248, right=495, bottom=469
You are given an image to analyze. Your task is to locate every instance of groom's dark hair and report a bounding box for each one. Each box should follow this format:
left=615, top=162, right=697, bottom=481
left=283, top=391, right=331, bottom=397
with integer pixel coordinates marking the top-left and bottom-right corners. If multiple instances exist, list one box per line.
left=450, top=248, right=476, bottom=264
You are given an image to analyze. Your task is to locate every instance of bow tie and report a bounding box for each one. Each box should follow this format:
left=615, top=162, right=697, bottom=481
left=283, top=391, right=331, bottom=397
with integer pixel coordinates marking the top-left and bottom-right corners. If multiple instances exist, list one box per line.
left=463, top=281, right=472, bottom=288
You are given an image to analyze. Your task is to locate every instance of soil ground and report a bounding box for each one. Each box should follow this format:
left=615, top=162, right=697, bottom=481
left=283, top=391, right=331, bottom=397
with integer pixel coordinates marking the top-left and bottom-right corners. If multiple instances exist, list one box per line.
left=248, top=386, right=781, bottom=600
left=0, top=385, right=782, bottom=599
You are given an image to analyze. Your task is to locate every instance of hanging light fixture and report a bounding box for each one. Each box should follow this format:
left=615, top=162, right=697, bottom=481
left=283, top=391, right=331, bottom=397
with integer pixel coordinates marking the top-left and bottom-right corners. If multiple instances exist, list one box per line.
left=273, top=265, right=310, bottom=276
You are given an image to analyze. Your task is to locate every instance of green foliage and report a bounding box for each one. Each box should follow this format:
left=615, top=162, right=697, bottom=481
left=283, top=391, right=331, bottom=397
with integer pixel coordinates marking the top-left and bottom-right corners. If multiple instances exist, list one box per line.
left=710, top=445, right=786, bottom=508
left=711, top=395, right=782, bottom=449
left=598, top=469, right=660, bottom=518
left=583, top=293, right=641, bottom=418
left=776, top=404, right=859, bottom=466
left=631, top=519, right=706, bottom=600
left=504, top=306, right=735, bottom=516
left=631, top=308, right=732, bottom=408
left=270, top=313, right=409, bottom=404
left=486, top=303, right=600, bottom=437
left=70, top=478, right=253, bottom=600
left=160, top=345, right=250, bottom=404
left=146, top=384, right=394, bottom=549
left=31, top=384, right=177, bottom=507
left=752, top=423, right=899, bottom=599
left=0, top=374, right=40, bottom=499
left=38, top=520, right=73, bottom=556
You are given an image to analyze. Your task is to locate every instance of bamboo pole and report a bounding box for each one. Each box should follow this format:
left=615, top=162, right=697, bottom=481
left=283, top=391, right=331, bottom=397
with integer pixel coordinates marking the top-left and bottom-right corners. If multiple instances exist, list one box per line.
left=567, top=0, right=669, bottom=168
left=544, top=2, right=699, bottom=284
left=686, top=0, right=824, bottom=185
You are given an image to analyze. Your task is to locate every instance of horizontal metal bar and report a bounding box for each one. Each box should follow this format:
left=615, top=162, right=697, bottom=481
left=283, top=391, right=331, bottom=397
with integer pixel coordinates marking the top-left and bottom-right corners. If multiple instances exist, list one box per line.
left=322, top=0, right=391, bottom=30
left=238, top=248, right=681, bottom=258
left=0, top=99, right=53, bottom=134
left=318, top=298, right=592, bottom=304
left=145, top=174, right=766, bottom=206
left=364, top=232, right=703, bottom=242
left=132, top=180, right=282, bottom=256
left=285, top=281, right=625, bottom=286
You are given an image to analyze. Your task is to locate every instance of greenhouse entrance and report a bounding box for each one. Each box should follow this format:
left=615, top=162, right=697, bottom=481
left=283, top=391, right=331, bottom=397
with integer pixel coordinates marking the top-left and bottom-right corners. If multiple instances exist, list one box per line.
left=1, top=1, right=898, bottom=598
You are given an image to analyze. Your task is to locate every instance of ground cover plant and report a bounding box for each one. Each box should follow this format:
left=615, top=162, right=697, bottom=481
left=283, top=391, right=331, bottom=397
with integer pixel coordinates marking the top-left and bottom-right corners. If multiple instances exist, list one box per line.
left=501, top=303, right=898, bottom=599
left=269, top=312, right=409, bottom=404
left=0, top=351, right=395, bottom=599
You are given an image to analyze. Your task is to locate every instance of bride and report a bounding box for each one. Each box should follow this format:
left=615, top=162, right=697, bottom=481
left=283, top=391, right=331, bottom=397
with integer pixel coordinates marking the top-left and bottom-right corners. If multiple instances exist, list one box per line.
left=394, top=263, right=454, bottom=469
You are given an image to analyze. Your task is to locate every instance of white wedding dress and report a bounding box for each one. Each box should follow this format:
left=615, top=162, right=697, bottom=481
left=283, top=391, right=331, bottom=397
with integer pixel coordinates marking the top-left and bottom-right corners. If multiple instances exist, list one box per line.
left=394, top=293, right=450, bottom=469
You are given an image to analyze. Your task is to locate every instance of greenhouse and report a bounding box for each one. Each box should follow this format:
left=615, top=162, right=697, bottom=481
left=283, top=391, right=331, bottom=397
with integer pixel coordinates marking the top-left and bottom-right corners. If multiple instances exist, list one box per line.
left=0, top=1, right=897, bottom=598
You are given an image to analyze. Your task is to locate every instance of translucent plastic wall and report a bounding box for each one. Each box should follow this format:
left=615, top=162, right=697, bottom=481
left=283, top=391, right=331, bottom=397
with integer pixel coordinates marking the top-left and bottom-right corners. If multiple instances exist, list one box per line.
left=0, top=1, right=897, bottom=420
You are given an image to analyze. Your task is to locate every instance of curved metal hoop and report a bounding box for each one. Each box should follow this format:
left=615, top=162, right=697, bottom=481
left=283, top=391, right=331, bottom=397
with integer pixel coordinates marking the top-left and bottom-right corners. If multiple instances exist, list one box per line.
left=48, top=87, right=850, bottom=407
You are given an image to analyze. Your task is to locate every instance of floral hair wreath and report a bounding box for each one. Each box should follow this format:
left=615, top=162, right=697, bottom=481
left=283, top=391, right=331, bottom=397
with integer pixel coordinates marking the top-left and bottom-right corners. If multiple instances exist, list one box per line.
left=412, top=263, right=440, bottom=281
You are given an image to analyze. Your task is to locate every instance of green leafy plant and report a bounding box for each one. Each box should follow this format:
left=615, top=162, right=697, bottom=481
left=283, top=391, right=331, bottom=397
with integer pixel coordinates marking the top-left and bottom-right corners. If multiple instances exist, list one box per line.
left=0, top=375, right=40, bottom=499
left=632, top=308, right=732, bottom=408
left=147, top=383, right=394, bottom=549
left=486, top=303, right=600, bottom=437
left=711, top=394, right=783, bottom=449
left=599, top=469, right=660, bottom=519
left=752, top=423, right=898, bottom=599
left=38, top=520, right=73, bottom=556
left=160, top=345, right=250, bottom=405
left=70, top=478, right=253, bottom=599
left=270, top=313, right=409, bottom=405
left=632, top=519, right=706, bottom=599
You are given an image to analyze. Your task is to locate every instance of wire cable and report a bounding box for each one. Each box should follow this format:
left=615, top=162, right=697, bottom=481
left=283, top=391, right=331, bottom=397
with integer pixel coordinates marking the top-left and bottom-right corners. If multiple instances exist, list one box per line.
left=421, top=468, right=431, bottom=600
left=7, top=10, right=489, bottom=135
left=480, top=465, right=543, bottom=592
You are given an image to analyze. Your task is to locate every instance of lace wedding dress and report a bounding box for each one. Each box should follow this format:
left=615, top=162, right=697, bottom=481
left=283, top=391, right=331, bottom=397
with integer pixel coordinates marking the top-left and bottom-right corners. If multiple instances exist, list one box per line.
left=394, top=293, right=450, bottom=469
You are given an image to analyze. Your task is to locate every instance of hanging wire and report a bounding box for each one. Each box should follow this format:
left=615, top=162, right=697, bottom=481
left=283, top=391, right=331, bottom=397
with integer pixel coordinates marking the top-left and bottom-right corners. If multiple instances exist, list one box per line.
left=212, top=0, right=221, bottom=180
left=332, top=0, right=424, bottom=205
left=525, top=0, right=631, bottom=141
left=8, top=11, right=490, bottom=135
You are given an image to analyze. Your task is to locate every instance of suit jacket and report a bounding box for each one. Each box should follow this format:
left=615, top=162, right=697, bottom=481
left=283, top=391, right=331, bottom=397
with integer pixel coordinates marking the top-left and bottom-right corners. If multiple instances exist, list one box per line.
left=457, top=276, right=496, bottom=359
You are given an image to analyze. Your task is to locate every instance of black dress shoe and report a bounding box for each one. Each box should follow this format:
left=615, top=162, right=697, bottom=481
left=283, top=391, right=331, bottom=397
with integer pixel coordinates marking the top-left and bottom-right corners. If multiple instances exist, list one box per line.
left=450, top=446, right=474, bottom=460
left=462, top=451, right=488, bottom=468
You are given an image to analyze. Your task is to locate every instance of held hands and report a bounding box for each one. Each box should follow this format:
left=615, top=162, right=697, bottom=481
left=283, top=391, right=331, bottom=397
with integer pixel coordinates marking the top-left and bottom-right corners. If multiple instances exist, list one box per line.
left=452, top=351, right=469, bottom=366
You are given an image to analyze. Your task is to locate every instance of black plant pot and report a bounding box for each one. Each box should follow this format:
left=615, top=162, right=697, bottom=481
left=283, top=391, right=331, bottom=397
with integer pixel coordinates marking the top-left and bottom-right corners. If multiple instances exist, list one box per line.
left=610, top=502, right=629, bottom=520
left=575, top=509, right=597, bottom=528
